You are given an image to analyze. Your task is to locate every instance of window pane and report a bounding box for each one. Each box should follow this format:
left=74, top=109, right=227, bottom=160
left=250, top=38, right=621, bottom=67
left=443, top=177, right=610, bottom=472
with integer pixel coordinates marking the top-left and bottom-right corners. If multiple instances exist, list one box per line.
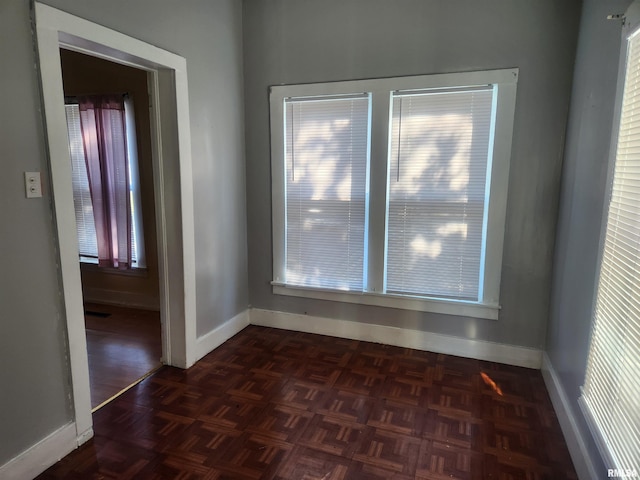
left=125, top=96, right=144, bottom=268
left=285, top=95, right=370, bottom=290
left=65, top=104, right=98, bottom=259
left=583, top=26, right=640, bottom=468
left=385, top=88, right=494, bottom=300
left=65, top=102, right=141, bottom=267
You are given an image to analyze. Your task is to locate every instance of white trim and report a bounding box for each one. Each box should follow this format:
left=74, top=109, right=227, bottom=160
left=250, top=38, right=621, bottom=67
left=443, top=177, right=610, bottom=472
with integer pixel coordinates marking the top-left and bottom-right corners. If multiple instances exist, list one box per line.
left=272, top=283, right=500, bottom=320
left=34, top=2, right=198, bottom=444
left=541, top=353, right=598, bottom=480
left=250, top=308, right=541, bottom=368
left=270, top=69, right=518, bottom=100
left=269, top=69, right=517, bottom=319
left=34, top=4, right=92, bottom=443
left=0, top=423, right=90, bottom=480
left=82, top=287, right=160, bottom=311
left=195, top=310, right=251, bottom=362
left=578, top=395, right=618, bottom=471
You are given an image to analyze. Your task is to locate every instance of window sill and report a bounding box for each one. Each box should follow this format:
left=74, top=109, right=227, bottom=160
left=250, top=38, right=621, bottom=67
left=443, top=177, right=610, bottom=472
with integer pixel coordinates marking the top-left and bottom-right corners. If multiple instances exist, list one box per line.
left=271, top=282, right=500, bottom=320
left=80, top=261, right=148, bottom=278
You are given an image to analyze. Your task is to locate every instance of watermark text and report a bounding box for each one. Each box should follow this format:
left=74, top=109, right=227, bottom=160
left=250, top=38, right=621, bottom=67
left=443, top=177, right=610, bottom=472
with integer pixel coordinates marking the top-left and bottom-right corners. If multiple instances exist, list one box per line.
left=608, top=469, right=638, bottom=478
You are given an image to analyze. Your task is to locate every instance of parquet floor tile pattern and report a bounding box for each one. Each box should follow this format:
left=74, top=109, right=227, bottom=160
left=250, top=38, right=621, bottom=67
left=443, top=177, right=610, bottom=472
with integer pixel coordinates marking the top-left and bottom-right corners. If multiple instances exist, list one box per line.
left=38, top=326, right=578, bottom=479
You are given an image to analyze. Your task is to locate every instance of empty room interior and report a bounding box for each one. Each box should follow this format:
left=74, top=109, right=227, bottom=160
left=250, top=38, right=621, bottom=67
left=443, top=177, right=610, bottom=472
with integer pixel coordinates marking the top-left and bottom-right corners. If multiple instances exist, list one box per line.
left=1, top=0, right=638, bottom=479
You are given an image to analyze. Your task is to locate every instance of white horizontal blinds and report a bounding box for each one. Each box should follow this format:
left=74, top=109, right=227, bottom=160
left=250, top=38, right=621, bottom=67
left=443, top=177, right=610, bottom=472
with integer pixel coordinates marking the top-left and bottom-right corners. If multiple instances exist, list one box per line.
left=583, top=28, right=640, bottom=468
left=285, top=95, right=370, bottom=290
left=386, top=87, right=494, bottom=300
left=124, top=97, right=144, bottom=268
left=65, top=104, right=98, bottom=260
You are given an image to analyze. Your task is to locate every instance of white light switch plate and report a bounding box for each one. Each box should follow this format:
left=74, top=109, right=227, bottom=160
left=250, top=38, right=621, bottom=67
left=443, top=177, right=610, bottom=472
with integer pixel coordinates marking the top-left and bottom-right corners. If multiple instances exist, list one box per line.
left=25, top=172, right=42, bottom=198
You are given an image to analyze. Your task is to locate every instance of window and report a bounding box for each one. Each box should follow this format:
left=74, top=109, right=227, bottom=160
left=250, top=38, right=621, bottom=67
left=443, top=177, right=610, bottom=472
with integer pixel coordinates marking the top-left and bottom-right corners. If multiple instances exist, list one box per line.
left=284, top=94, right=370, bottom=290
left=386, top=87, right=493, bottom=300
left=270, top=69, right=518, bottom=319
left=66, top=103, right=99, bottom=261
left=64, top=95, right=146, bottom=269
left=579, top=19, right=640, bottom=470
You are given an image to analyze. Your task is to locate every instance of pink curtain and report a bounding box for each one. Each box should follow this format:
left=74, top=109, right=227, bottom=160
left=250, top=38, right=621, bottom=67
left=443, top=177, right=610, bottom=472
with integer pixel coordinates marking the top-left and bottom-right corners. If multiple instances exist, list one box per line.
left=78, top=95, right=131, bottom=269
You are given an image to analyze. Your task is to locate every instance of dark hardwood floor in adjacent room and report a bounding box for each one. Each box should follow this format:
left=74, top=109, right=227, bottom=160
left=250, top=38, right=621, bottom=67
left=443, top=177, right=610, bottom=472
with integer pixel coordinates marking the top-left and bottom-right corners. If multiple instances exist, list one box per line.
left=84, top=303, right=162, bottom=409
left=39, top=326, right=577, bottom=479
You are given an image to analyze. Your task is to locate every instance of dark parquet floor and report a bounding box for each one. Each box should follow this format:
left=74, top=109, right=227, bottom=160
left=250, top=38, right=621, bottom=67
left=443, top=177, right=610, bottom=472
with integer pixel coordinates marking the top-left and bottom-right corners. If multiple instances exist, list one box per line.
left=38, top=326, right=578, bottom=479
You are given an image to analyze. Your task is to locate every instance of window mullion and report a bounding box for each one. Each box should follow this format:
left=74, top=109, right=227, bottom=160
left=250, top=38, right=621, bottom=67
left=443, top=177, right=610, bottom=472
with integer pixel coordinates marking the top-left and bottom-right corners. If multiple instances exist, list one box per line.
left=367, top=89, right=391, bottom=293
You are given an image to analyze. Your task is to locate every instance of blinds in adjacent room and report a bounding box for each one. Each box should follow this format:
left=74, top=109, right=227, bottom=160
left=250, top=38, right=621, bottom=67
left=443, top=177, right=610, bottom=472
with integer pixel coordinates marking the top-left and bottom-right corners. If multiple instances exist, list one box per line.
left=65, top=104, right=99, bottom=260
left=284, top=94, right=370, bottom=290
left=582, top=26, right=640, bottom=469
left=385, top=87, right=494, bottom=300
left=65, top=102, right=140, bottom=267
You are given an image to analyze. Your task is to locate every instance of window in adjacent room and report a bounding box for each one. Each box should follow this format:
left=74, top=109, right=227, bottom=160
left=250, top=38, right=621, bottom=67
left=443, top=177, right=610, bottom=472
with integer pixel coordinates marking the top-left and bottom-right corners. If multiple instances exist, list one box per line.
left=64, top=94, right=146, bottom=269
left=269, top=69, right=518, bottom=319
left=580, top=16, right=640, bottom=470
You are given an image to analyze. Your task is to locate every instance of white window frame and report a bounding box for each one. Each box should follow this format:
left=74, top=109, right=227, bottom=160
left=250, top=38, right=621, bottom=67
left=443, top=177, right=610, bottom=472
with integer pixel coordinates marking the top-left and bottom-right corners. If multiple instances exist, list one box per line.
left=579, top=2, right=640, bottom=471
left=270, top=69, right=518, bottom=320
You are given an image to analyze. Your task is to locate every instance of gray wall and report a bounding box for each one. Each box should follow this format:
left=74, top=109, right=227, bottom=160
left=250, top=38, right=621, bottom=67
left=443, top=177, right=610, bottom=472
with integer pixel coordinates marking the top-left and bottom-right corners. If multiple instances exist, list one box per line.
left=0, top=0, right=74, bottom=465
left=39, top=0, right=249, bottom=337
left=3, top=0, right=624, bottom=471
left=0, top=0, right=247, bottom=466
left=243, top=0, right=581, bottom=349
left=546, top=0, right=632, bottom=472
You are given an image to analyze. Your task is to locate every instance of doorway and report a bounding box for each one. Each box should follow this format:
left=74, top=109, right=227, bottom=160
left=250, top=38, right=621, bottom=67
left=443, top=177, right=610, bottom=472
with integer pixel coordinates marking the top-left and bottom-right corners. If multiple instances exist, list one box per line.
left=35, top=3, right=198, bottom=444
left=59, top=49, right=163, bottom=410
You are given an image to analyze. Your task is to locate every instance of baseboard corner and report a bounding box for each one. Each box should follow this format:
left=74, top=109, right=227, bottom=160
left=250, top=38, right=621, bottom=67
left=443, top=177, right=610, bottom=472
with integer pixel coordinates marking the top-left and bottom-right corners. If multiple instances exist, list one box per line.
left=195, top=309, right=250, bottom=362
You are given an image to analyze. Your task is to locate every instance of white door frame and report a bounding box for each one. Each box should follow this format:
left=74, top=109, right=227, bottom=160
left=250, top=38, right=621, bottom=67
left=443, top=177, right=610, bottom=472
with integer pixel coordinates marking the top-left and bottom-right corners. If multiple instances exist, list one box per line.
left=34, top=3, right=197, bottom=443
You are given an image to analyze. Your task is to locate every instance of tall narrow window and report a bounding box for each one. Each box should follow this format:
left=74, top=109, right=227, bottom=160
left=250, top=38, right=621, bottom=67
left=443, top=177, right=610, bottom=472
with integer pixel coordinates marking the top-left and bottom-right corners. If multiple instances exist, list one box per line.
left=581, top=23, right=640, bottom=469
left=284, top=94, right=370, bottom=290
left=385, top=87, right=494, bottom=300
left=64, top=95, right=145, bottom=269
left=66, top=103, right=99, bottom=261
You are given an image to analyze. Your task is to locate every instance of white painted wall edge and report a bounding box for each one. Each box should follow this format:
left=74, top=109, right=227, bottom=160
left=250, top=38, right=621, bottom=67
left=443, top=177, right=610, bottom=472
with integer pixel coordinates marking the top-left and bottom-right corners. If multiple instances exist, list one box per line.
left=0, top=422, right=92, bottom=480
left=83, top=287, right=160, bottom=311
left=250, top=308, right=542, bottom=369
left=541, top=353, right=597, bottom=480
left=195, top=309, right=250, bottom=362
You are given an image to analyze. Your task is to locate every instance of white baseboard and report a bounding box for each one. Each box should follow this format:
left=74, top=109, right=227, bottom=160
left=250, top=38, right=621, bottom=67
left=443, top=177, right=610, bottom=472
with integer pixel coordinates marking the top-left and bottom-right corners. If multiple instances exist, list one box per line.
left=541, top=353, right=597, bottom=480
left=195, top=309, right=250, bottom=362
left=249, top=308, right=542, bottom=369
left=82, top=287, right=160, bottom=311
left=0, top=422, right=91, bottom=480
left=76, top=426, right=93, bottom=446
